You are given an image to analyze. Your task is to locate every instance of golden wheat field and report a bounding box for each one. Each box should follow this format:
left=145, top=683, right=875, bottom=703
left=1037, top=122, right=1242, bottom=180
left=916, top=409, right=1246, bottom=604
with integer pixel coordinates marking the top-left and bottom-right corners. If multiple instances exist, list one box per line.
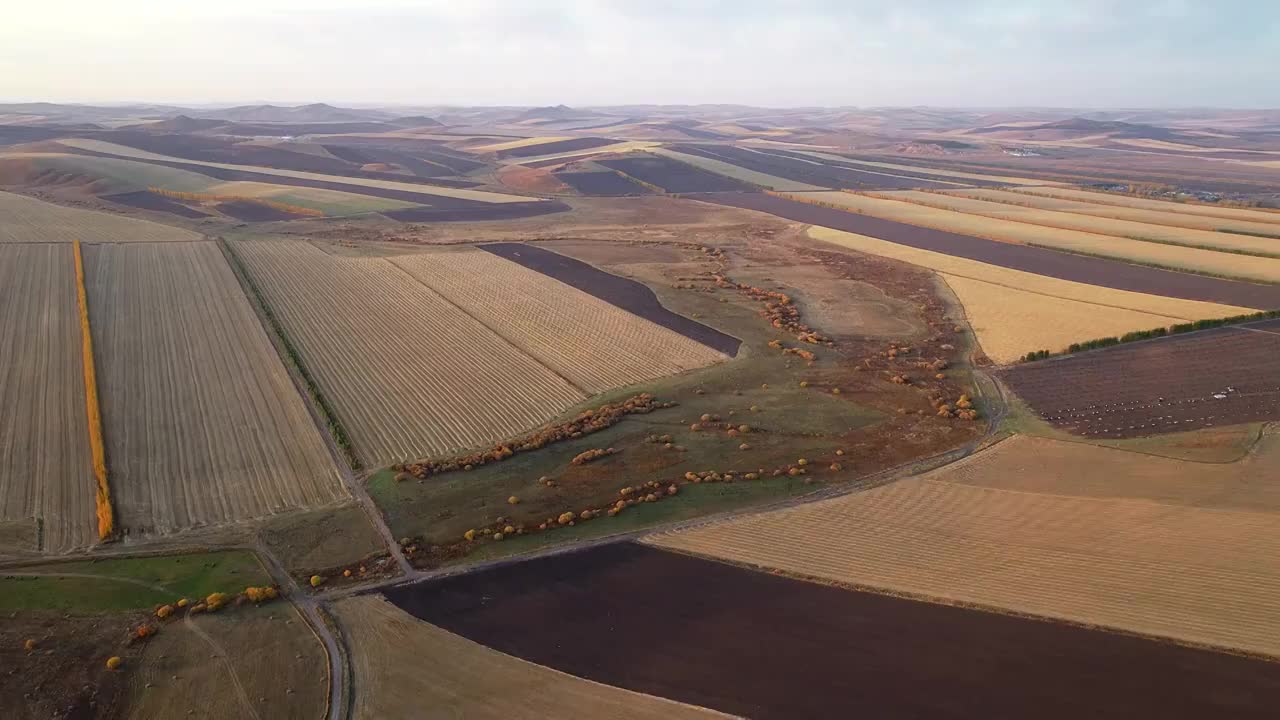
left=806, top=226, right=1248, bottom=361
left=0, top=244, right=97, bottom=552
left=507, top=141, right=659, bottom=166
left=334, top=596, right=723, bottom=720
left=0, top=190, right=201, bottom=244
left=468, top=136, right=575, bottom=153
left=648, top=432, right=1280, bottom=657
left=85, top=242, right=344, bottom=536
left=57, top=138, right=540, bottom=204
left=1009, top=186, right=1280, bottom=229
left=795, top=191, right=1280, bottom=283
left=882, top=190, right=1280, bottom=256
left=234, top=241, right=588, bottom=466
left=955, top=187, right=1280, bottom=239
left=389, top=249, right=726, bottom=393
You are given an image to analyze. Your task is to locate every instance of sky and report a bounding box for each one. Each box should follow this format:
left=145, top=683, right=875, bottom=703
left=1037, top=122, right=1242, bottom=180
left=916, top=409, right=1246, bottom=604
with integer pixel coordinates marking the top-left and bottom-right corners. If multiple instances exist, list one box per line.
left=3, top=0, right=1278, bottom=108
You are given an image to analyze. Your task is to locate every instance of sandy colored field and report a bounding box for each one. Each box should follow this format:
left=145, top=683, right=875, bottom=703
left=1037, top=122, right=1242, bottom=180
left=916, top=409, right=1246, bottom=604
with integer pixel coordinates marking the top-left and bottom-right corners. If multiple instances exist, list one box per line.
left=389, top=249, right=725, bottom=393
left=0, top=245, right=96, bottom=552
left=58, top=138, right=540, bottom=204
left=204, top=181, right=419, bottom=215
left=506, top=140, right=659, bottom=166
left=807, top=226, right=1249, bottom=360
left=798, top=191, right=1280, bottom=283
left=648, top=147, right=824, bottom=191
left=1010, top=185, right=1280, bottom=227
left=943, top=187, right=1280, bottom=247
left=883, top=190, right=1280, bottom=256
left=85, top=242, right=344, bottom=536
left=649, top=432, right=1280, bottom=657
left=0, top=190, right=201, bottom=244
left=794, top=151, right=1059, bottom=185
left=0, top=151, right=219, bottom=194
left=125, top=604, right=327, bottom=720
left=469, top=136, right=574, bottom=153
left=335, top=595, right=723, bottom=720
left=234, top=240, right=587, bottom=466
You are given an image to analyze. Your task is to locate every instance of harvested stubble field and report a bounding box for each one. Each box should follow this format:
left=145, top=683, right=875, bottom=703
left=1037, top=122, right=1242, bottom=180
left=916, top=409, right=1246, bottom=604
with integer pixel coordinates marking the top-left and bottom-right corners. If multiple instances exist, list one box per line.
left=949, top=187, right=1280, bottom=241
left=671, top=144, right=957, bottom=191
left=598, top=154, right=755, bottom=193
left=886, top=189, right=1280, bottom=256
left=233, top=240, right=587, bottom=466
left=799, top=151, right=1059, bottom=185
left=387, top=542, right=1280, bottom=720
left=649, top=432, right=1280, bottom=659
left=0, top=189, right=201, bottom=244
left=705, top=193, right=1280, bottom=308
left=492, top=137, right=616, bottom=160
left=85, top=242, right=344, bottom=536
left=389, top=249, right=727, bottom=393
left=648, top=147, right=822, bottom=191
left=1002, top=321, right=1280, bottom=438
left=1011, top=185, right=1280, bottom=228
left=798, top=191, right=1280, bottom=283
left=335, top=595, right=722, bottom=720
left=762, top=148, right=1007, bottom=187
left=0, top=151, right=219, bottom=195
left=0, top=244, right=96, bottom=552
left=507, top=141, right=661, bottom=167
left=801, top=226, right=1248, bottom=362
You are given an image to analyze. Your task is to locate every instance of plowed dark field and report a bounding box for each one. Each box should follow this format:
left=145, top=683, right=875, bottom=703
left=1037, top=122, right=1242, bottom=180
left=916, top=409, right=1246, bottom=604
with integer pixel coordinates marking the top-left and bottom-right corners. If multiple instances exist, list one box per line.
left=1003, top=321, right=1280, bottom=438
left=320, top=144, right=460, bottom=178
left=702, top=192, right=1280, bottom=308
left=597, top=153, right=754, bottom=193
left=385, top=542, right=1280, bottom=720
left=556, top=170, right=652, bottom=196
left=103, top=190, right=211, bottom=218
left=481, top=242, right=741, bottom=355
left=495, top=137, right=614, bottom=159
left=759, top=148, right=1009, bottom=187
left=671, top=143, right=957, bottom=190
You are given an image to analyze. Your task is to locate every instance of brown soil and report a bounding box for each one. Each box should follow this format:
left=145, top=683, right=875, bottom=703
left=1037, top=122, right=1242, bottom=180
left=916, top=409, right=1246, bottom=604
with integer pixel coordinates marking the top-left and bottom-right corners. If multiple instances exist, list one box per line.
left=386, top=542, right=1280, bottom=720
left=496, top=164, right=570, bottom=194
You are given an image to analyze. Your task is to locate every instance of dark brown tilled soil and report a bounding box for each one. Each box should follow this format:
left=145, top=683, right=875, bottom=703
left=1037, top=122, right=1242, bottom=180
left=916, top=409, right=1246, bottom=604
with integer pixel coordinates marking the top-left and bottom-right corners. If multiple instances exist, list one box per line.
left=102, top=190, right=211, bottom=218
left=384, top=542, right=1280, bottom=720
left=703, top=192, right=1280, bottom=308
left=1003, top=322, right=1280, bottom=438
left=555, top=170, right=653, bottom=196
left=759, top=147, right=1010, bottom=187
left=480, top=242, right=741, bottom=355
left=598, top=154, right=755, bottom=193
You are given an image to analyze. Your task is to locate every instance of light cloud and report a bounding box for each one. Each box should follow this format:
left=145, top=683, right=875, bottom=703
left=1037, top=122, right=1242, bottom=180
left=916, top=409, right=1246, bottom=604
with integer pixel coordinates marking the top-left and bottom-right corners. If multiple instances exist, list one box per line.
left=1, top=0, right=1276, bottom=107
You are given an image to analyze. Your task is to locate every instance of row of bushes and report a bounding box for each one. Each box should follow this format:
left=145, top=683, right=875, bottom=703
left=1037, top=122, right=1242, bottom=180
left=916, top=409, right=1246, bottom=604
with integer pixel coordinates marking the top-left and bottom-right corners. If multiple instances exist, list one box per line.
left=73, top=240, right=114, bottom=541
left=220, top=239, right=361, bottom=470
left=1020, top=310, right=1280, bottom=363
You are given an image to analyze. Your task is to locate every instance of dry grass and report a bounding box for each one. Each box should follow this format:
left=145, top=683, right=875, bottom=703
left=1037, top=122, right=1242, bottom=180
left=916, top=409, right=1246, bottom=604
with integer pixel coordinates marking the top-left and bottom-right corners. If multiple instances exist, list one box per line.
left=469, top=136, right=575, bottom=153
left=1010, top=186, right=1280, bottom=228
left=0, top=244, right=97, bottom=552
left=806, top=226, right=1249, bottom=360
left=389, top=249, right=726, bottom=393
left=0, top=190, right=200, bottom=244
left=334, top=595, right=723, bottom=720
left=943, top=188, right=1280, bottom=247
left=649, top=432, right=1280, bottom=658
left=793, top=152, right=1060, bottom=185
left=797, top=191, right=1280, bottom=283
left=890, top=190, right=1280, bottom=256
left=234, top=241, right=587, bottom=467
left=648, top=147, right=823, bottom=191
left=86, top=242, right=344, bottom=537
left=57, top=138, right=540, bottom=204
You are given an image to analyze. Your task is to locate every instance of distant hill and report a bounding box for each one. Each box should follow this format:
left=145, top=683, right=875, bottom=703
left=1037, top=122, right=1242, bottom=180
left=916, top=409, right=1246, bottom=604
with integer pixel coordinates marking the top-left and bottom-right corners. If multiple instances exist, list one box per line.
left=198, top=103, right=392, bottom=123
left=388, top=115, right=444, bottom=128
left=122, top=115, right=227, bottom=132
left=512, top=104, right=581, bottom=122
left=969, top=117, right=1178, bottom=141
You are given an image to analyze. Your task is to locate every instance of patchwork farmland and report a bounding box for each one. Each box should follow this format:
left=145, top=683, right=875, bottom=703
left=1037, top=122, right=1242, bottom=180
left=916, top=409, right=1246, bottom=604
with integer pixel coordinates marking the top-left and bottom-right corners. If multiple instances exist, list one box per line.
left=0, top=190, right=201, bottom=243
left=598, top=153, right=755, bottom=192
left=85, top=242, right=344, bottom=536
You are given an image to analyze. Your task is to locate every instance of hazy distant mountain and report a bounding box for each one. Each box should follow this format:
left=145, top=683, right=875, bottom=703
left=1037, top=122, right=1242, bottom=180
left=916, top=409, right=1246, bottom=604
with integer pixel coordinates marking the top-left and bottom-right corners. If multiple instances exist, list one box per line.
left=197, top=103, right=394, bottom=123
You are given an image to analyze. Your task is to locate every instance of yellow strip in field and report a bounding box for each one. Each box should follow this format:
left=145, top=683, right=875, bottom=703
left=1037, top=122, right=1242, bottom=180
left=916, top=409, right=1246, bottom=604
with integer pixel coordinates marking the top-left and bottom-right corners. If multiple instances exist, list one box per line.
left=506, top=141, right=659, bottom=166
left=73, top=240, right=112, bottom=541
left=649, top=147, right=824, bottom=191
left=57, top=138, right=541, bottom=204
left=806, top=226, right=1251, bottom=362
left=1008, top=185, right=1280, bottom=226
left=794, top=151, right=1062, bottom=185
left=468, top=136, right=575, bottom=153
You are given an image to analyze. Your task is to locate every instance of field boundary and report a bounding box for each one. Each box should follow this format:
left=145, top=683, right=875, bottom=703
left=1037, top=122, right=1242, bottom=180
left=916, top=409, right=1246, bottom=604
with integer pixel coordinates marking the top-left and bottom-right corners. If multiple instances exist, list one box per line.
left=72, top=240, right=113, bottom=541
left=1013, top=310, right=1280, bottom=364
left=218, top=238, right=361, bottom=471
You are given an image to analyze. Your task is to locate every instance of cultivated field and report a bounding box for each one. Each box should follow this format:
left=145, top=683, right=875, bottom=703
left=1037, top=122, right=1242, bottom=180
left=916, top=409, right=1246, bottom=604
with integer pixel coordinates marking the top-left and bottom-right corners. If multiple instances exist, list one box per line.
left=555, top=169, right=652, bottom=196
left=670, top=145, right=956, bottom=190
left=0, top=151, right=218, bottom=194
left=202, top=181, right=420, bottom=215
left=389, top=542, right=1280, bottom=719
left=1011, top=185, right=1280, bottom=227
left=1003, top=321, right=1280, bottom=437
left=649, top=147, right=822, bottom=191
left=497, top=140, right=661, bottom=166
left=949, top=187, right=1280, bottom=240
left=468, top=136, right=574, bottom=154
left=885, top=189, right=1280, bottom=256
left=598, top=154, right=754, bottom=193
left=795, top=151, right=1060, bottom=185
left=389, top=249, right=726, bottom=393
left=335, top=596, right=721, bottom=720
left=0, top=244, right=96, bottom=552
left=649, top=435, right=1280, bottom=658
left=795, top=191, right=1280, bottom=283
left=233, top=240, right=587, bottom=466
left=805, top=226, right=1248, bottom=361
left=0, top=190, right=201, bottom=244
left=85, top=242, right=344, bottom=536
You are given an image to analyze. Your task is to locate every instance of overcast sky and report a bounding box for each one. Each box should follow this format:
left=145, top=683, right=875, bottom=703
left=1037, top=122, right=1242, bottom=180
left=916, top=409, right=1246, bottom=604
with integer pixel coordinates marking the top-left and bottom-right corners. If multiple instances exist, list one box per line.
left=3, top=0, right=1277, bottom=108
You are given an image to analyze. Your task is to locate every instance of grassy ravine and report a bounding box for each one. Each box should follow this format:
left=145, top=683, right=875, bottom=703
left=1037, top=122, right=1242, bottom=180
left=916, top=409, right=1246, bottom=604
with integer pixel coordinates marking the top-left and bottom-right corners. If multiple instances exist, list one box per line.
left=219, top=238, right=361, bottom=471
left=1015, top=309, right=1280, bottom=363
left=0, top=550, right=269, bottom=613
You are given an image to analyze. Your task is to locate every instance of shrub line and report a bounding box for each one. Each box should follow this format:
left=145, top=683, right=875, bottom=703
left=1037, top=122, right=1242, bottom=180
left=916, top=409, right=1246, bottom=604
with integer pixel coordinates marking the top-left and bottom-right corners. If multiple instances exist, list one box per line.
left=72, top=240, right=115, bottom=541
left=1015, top=309, right=1280, bottom=363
